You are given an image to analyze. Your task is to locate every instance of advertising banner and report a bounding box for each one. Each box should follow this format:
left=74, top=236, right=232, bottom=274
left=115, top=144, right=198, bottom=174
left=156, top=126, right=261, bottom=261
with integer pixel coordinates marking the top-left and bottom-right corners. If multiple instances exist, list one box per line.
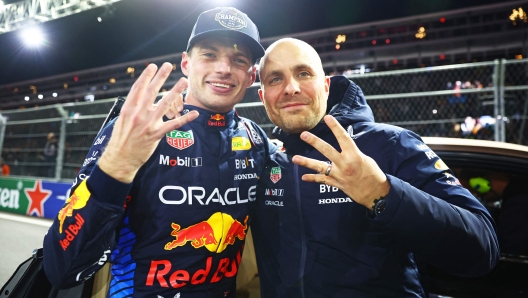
left=0, top=177, right=71, bottom=220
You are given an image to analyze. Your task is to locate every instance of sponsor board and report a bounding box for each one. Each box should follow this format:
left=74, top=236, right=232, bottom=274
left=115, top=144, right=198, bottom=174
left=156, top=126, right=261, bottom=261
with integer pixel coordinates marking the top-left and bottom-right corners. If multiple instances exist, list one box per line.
left=0, top=177, right=71, bottom=219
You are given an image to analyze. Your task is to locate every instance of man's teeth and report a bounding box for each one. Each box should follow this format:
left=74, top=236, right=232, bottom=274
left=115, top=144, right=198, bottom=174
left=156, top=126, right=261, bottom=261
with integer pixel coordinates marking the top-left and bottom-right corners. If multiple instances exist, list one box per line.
left=210, top=82, right=230, bottom=88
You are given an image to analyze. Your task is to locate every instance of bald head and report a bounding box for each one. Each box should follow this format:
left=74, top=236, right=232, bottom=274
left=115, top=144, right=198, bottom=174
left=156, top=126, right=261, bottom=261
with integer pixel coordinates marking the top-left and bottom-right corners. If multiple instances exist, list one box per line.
left=259, top=38, right=325, bottom=85
left=257, top=38, right=330, bottom=133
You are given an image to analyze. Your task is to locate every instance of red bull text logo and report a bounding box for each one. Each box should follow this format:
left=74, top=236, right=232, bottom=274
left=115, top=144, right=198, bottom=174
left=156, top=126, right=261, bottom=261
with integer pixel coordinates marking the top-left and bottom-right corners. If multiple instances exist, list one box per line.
left=165, top=212, right=248, bottom=253
left=59, top=213, right=85, bottom=250
left=146, top=248, right=243, bottom=289
left=208, top=114, right=226, bottom=127
left=166, top=130, right=194, bottom=150
left=57, top=180, right=90, bottom=250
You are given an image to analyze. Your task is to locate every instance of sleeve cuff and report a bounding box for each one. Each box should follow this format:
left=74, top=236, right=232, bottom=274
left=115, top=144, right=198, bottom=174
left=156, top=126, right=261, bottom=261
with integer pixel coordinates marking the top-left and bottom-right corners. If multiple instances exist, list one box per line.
left=86, top=164, right=133, bottom=208
left=371, top=174, right=404, bottom=224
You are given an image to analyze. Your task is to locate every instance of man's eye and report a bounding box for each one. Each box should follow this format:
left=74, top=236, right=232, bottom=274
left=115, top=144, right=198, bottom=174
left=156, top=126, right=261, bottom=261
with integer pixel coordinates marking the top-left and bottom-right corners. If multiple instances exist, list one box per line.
left=299, top=71, right=310, bottom=77
left=234, top=58, right=248, bottom=64
left=269, top=77, right=281, bottom=84
left=203, top=53, right=215, bottom=58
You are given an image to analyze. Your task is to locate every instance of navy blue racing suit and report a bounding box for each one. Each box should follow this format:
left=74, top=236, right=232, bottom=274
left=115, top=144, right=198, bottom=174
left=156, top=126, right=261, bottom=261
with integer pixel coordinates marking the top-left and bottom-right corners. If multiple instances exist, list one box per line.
left=43, top=105, right=270, bottom=298
left=252, top=76, right=500, bottom=297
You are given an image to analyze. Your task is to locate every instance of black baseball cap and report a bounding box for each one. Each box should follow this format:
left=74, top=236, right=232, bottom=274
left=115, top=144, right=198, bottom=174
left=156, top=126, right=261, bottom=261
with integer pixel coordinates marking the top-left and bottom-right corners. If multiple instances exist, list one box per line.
left=186, top=7, right=265, bottom=63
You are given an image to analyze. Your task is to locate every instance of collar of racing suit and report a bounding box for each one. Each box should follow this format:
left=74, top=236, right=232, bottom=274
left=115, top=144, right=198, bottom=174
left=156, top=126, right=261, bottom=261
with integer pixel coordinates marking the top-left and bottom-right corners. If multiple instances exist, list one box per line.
left=181, top=104, right=238, bottom=130
left=272, top=75, right=375, bottom=156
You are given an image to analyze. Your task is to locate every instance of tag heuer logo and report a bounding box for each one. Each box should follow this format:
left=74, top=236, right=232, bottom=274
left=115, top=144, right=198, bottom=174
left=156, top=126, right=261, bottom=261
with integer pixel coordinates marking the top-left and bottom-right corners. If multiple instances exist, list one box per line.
left=270, top=167, right=281, bottom=184
left=166, top=130, right=194, bottom=150
left=215, top=9, right=247, bottom=30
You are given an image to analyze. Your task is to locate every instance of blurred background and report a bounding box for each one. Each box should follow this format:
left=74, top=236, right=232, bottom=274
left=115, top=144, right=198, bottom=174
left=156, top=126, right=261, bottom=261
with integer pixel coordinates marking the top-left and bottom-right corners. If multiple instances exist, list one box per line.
left=1, top=0, right=527, bottom=181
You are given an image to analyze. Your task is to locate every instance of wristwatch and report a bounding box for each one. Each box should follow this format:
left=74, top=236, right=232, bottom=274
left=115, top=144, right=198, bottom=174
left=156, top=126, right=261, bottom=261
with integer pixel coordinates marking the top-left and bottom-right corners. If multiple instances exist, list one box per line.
left=372, top=196, right=387, bottom=216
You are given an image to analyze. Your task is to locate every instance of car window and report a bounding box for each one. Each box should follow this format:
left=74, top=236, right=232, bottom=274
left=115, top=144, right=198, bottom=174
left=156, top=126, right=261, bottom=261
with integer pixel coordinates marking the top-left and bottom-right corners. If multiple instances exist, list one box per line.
left=453, top=167, right=528, bottom=256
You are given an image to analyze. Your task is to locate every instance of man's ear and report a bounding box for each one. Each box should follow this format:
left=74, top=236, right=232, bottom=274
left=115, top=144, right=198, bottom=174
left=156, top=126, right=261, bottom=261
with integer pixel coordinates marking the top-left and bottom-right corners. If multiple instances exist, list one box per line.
left=258, top=88, right=264, bottom=103
left=324, top=76, right=331, bottom=94
left=247, top=65, right=257, bottom=87
left=181, top=52, right=190, bottom=76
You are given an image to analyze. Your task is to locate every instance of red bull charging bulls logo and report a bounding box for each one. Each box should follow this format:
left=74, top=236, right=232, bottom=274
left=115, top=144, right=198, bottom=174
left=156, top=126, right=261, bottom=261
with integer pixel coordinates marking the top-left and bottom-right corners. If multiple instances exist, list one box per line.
left=164, top=212, right=248, bottom=253
left=58, top=180, right=90, bottom=233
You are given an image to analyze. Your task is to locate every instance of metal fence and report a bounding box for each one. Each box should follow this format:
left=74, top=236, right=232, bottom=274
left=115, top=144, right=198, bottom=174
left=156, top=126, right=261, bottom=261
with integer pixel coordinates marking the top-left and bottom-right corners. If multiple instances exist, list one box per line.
left=1, top=58, right=527, bottom=181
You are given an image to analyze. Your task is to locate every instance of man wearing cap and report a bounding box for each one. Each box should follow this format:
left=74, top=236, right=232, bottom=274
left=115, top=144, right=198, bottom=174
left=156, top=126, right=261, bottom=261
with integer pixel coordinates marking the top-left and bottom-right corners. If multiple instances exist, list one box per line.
left=43, top=7, right=271, bottom=297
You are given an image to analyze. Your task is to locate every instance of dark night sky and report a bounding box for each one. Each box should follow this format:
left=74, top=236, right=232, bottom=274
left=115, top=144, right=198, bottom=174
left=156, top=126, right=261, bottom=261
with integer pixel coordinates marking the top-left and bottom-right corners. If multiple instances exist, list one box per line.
left=0, top=0, right=507, bottom=85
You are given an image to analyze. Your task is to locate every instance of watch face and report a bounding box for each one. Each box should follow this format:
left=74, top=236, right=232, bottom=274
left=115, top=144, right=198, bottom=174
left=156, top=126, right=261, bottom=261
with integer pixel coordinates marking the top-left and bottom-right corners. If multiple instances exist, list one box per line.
left=374, top=197, right=387, bottom=215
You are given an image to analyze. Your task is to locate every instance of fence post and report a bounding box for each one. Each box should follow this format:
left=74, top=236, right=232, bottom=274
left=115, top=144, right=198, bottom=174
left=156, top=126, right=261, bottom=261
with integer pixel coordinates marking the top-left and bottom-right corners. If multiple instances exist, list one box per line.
left=493, top=60, right=500, bottom=142
left=498, top=59, right=506, bottom=142
left=0, top=114, right=6, bottom=158
left=519, top=92, right=528, bottom=145
left=55, top=105, right=68, bottom=180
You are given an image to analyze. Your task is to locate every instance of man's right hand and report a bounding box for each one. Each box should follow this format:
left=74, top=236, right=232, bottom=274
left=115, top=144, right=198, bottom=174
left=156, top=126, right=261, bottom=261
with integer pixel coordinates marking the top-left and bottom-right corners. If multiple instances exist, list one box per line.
left=98, top=63, right=199, bottom=183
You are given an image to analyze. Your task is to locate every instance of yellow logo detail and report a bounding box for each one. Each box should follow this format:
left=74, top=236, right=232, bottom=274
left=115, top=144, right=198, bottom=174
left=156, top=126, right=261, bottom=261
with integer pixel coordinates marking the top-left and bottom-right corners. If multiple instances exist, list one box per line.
left=434, top=159, right=449, bottom=170
left=58, top=180, right=90, bottom=233
left=232, top=137, right=251, bottom=151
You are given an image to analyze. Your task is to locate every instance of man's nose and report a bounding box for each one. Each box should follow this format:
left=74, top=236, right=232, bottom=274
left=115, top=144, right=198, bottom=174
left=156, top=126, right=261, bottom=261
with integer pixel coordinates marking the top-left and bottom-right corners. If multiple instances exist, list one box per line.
left=284, top=78, right=301, bottom=96
left=215, top=57, right=232, bottom=75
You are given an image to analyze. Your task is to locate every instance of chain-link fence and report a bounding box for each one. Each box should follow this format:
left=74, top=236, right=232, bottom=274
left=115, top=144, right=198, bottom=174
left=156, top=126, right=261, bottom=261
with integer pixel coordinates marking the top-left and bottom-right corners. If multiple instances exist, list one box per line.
left=1, top=59, right=527, bottom=181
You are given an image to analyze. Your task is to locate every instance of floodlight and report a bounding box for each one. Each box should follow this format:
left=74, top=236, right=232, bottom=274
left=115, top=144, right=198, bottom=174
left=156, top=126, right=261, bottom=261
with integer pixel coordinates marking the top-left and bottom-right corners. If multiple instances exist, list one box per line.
left=52, top=93, right=58, bottom=97
left=24, top=96, right=30, bottom=101
left=20, top=27, right=45, bottom=47
left=38, top=94, right=43, bottom=99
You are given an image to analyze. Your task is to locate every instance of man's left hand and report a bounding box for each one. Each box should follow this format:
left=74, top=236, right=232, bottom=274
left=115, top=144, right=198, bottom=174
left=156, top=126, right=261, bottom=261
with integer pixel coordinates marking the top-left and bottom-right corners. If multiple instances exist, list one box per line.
left=291, top=115, right=390, bottom=210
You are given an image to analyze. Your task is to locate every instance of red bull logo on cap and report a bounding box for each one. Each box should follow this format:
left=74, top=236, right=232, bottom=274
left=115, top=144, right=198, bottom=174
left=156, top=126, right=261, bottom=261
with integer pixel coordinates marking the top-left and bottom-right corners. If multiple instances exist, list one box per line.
left=166, top=130, right=194, bottom=150
left=164, top=212, right=248, bottom=253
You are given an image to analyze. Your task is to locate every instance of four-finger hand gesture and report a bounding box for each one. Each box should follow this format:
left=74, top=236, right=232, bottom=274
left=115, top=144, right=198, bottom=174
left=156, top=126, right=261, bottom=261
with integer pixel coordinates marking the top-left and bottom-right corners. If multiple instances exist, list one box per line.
left=99, top=63, right=199, bottom=183
left=291, top=115, right=390, bottom=209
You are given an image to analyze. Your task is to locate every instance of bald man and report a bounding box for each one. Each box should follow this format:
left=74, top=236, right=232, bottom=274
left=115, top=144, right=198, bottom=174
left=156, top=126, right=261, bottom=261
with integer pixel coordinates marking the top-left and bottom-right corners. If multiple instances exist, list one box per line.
left=251, top=38, right=499, bottom=297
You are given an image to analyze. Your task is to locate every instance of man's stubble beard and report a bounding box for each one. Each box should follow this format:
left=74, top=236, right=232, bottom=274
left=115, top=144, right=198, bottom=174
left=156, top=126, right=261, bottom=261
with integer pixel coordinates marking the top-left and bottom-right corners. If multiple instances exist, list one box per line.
left=269, top=109, right=323, bottom=134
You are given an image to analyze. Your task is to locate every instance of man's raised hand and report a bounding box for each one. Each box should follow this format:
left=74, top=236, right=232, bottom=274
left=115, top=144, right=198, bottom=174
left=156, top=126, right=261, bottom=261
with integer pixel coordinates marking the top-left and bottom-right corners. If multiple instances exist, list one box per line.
left=99, top=63, right=199, bottom=183
left=291, top=115, right=390, bottom=209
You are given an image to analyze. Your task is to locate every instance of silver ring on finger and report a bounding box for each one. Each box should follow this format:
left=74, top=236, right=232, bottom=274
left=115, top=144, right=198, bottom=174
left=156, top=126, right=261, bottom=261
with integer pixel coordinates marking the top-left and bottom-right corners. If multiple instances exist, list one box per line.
left=324, top=164, right=332, bottom=176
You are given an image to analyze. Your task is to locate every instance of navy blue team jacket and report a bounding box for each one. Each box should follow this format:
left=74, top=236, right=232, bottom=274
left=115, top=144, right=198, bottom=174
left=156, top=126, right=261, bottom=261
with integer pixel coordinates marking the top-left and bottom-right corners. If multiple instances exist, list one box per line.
left=43, top=105, right=270, bottom=298
left=252, top=76, right=500, bottom=297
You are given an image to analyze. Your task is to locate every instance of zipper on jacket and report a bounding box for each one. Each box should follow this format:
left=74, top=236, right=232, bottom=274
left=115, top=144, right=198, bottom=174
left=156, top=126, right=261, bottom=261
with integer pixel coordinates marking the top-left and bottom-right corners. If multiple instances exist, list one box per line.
left=294, top=163, right=306, bottom=298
